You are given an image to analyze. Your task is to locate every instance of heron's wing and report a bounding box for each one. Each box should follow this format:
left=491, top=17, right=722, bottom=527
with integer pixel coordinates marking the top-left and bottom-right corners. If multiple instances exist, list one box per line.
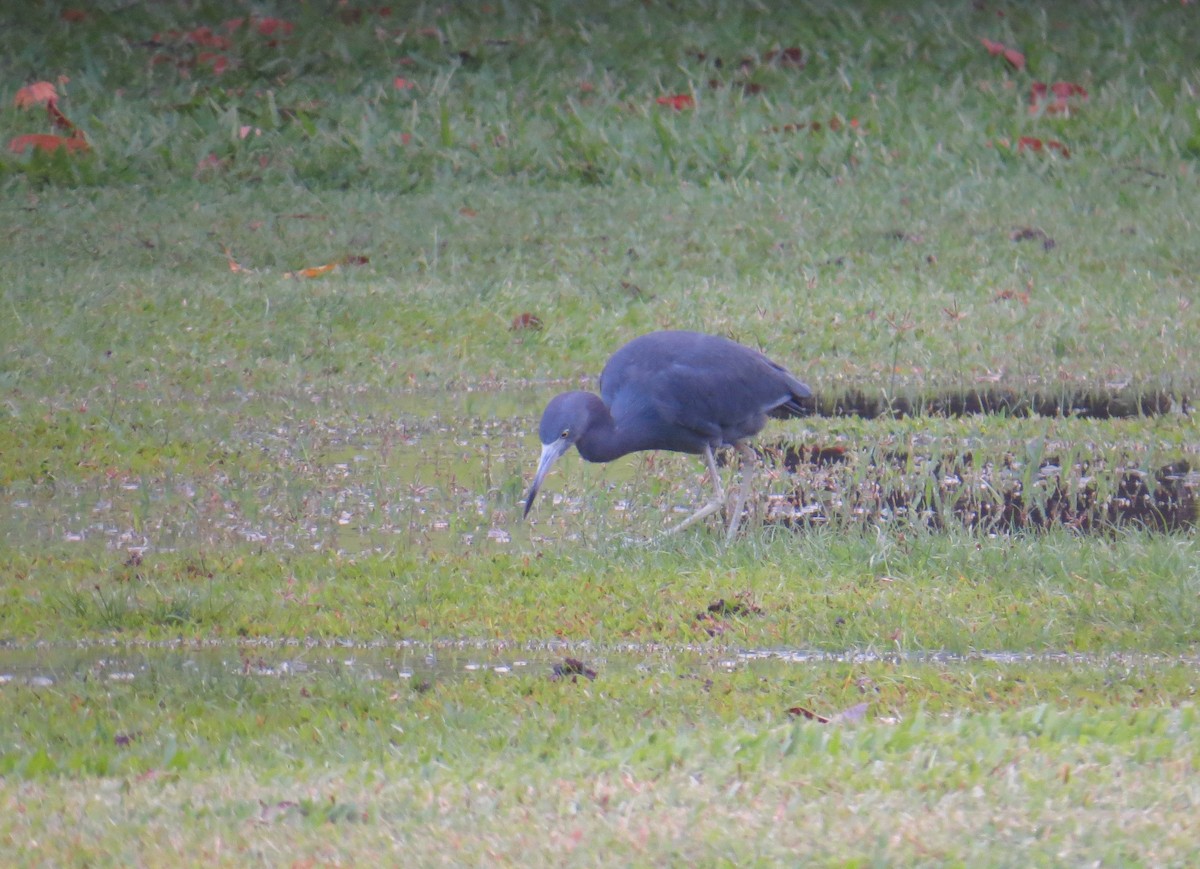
left=603, top=333, right=810, bottom=448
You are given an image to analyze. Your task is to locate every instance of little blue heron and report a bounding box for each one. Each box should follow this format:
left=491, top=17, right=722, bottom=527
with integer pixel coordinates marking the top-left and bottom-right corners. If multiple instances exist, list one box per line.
left=523, top=330, right=813, bottom=541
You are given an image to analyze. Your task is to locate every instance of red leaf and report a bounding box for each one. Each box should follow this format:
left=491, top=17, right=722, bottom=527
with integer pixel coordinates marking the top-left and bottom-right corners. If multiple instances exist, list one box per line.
left=1029, top=81, right=1088, bottom=116
left=14, top=81, right=58, bottom=108
left=393, top=77, right=416, bottom=90
left=1016, top=136, right=1069, bottom=158
left=198, top=52, right=230, bottom=73
left=1051, top=82, right=1087, bottom=98
left=980, top=37, right=1025, bottom=70
left=47, top=102, right=73, bottom=131
left=183, top=26, right=230, bottom=49
left=60, top=9, right=87, bottom=22
left=254, top=17, right=294, bottom=37
left=655, top=93, right=694, bottom=111
left=196, top=153, right=226, bottom=176
left=1003, top=47, right=1026, bottom=70
left=9, top=132, right=89, bottom=154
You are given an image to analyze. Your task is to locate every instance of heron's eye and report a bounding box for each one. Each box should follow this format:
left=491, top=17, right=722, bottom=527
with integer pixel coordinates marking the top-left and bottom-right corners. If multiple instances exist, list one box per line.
left=560, top=428, right=570, bottom=439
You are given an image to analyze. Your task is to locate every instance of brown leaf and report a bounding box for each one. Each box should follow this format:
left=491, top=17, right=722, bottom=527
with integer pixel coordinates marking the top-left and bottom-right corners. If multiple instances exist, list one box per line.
left=551, top=658, right=596, bottom=682
left=786, top=705, right=831, bottom=722
left=764, top=46, right=806, bottom=69
left=787, top=701, right=868, bottom=724
left=222, top=245, right=254, bottom=273
left=509, top=312, right=543, bottom=331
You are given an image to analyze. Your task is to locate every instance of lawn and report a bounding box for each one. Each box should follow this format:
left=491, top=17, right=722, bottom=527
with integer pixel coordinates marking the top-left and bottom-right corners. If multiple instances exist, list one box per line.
left=2, top=0, right=1199, bottom=865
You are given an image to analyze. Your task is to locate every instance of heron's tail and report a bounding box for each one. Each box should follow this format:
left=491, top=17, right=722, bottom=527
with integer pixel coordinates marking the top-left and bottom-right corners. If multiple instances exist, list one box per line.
left=769, top=374, right=815, bottom=419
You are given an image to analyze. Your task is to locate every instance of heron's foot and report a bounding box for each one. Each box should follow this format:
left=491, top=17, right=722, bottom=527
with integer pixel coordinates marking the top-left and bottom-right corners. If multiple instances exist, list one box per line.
left=662, top=497, right=726, bottom=538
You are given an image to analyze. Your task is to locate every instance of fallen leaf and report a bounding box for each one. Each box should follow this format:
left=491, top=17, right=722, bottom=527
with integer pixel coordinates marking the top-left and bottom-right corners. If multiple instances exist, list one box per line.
left=252, top=16, right=294, bottom=38
left=993, top=288, right=1032, bottom=304
left=980, top=37, right=1025, bottom=70
left=282, top=254, right=370, bottom=279
left=195, top=153, right=226, bottom=175
left=182, top=26, right=230, bottom=48
left=1051, top=81, right=1088, bottom=99
left=14, top=81, right=58, bottom=108
left=764, top=46, right=806, bottom=68
left=551, top=658, right=597, bottom=682
left=198, top=52, right=230, bottom=73
left=656, top=93, right=694, bottom=110
left=47, top=100, right=77, bottom=132
left=509, top=313, right=538, bottom=332
left=285, top=263, right=337, bottom=279
left=1029, top=80, right=1088, bottom=116
left=222, top=246, right=254, bottom=273
left=1017, top=135, right=1043, bottom=153
left=393, top=77, right=417, bottom=90
left=787, top=705, right=831, bottom=722
left=787, top=701, right=869, bottom=724
left=60, top=9, right=87, bottom=22
left=8, top=132, right=89, bottom=154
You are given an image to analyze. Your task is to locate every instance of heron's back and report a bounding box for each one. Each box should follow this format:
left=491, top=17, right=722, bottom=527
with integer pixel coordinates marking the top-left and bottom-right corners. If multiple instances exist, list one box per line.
left=599, top=331, right=811, bottom=453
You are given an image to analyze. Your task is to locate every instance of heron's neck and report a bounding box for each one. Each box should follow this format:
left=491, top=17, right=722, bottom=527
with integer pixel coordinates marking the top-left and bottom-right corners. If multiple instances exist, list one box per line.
left=575, top=396, right=638, bottom=463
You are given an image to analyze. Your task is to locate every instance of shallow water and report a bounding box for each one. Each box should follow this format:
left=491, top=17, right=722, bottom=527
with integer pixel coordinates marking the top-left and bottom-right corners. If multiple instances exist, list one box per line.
left=3, top=638, right=1196, bottom=689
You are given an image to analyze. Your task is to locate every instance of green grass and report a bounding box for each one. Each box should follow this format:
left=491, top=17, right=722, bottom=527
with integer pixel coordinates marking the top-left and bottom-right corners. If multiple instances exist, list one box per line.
left=2, top=0, right=1199, bottom=864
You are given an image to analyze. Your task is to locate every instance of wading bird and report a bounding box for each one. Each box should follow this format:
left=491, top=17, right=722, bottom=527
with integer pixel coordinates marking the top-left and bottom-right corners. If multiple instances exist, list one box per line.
left=523, top=330, right=812, bottom=541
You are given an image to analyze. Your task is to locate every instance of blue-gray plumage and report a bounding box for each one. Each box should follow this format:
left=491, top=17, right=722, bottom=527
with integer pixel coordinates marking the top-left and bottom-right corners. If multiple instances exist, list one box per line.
left=523, top=330, right=813, bottom=540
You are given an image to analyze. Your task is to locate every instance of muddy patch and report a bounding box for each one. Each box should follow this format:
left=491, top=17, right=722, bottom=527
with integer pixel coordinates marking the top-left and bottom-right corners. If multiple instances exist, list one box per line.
left=816, top=387, right=1182, bottom=419
left=759, top=443, right=1197, bottom=533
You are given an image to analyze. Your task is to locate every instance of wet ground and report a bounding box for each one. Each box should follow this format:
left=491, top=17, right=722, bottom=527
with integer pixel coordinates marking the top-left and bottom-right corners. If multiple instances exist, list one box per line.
left=4, top=637, right=1197, bottom=690
left=2, top=383, right=1195, bottom=558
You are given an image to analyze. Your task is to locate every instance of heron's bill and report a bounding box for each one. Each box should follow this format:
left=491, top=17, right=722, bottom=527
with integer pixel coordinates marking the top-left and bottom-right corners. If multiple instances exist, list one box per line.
left=523, top=439, right=569, bottom=517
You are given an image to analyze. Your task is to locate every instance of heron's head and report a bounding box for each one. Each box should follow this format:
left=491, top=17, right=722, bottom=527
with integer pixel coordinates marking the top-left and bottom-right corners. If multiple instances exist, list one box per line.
left=523, top=392, right=593, bottom=518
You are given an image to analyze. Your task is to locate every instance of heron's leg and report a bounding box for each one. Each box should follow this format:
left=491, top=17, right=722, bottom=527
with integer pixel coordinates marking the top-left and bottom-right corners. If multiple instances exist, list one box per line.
left=724, top=441, right=758, bottom=543
left=664, top=445, right=726, bottom=536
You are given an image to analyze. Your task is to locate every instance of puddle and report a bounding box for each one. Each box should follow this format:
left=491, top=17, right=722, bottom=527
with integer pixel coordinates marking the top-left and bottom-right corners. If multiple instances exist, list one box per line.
left=2, top=639, right=1197, bottom=689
